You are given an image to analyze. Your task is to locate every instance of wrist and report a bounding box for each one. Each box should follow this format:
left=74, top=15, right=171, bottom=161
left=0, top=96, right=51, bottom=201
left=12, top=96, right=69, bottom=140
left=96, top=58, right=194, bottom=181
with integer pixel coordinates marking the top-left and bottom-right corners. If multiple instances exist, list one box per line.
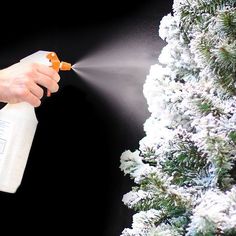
left=0, top=69, right=10, bottom=103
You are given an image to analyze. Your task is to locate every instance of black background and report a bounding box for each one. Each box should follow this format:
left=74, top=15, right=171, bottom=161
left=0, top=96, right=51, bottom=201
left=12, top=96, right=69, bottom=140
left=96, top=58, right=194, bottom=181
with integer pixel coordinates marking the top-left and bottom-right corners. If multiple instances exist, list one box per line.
left=0, top=1, right=172, bottom=235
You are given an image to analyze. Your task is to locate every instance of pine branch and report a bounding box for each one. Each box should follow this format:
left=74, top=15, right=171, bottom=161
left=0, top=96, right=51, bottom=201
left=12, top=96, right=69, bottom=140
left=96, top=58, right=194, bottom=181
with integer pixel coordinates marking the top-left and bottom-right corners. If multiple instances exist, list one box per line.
left=179, top=0, right=229, bottom=38
left=161, top=135, right=209, bottom=187
left=217, top=9, right=236, bottom=37
left=197, top=37, right=236, bottom=95
left=214, top=42, right=236, bottom=73
left=207, top=136, right=235, bottom=190
left=195, top=98, right=223, bottom=117
left=134, top=173, right=190, bottom=218
left=179, top=0, right=236, bottom=43
left=228, top=130, right=236, bottom=144
left=140, top=147, right=157, bottom=166
left=197, top=36, right=214, bottom=67
left=224, top=229, right=236, bottom=236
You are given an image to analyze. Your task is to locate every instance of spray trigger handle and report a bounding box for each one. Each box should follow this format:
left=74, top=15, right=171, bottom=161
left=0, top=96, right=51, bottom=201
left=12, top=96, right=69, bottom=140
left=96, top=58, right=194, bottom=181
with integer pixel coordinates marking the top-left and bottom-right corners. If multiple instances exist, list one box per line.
left=45, top=52, right=72, bottom=97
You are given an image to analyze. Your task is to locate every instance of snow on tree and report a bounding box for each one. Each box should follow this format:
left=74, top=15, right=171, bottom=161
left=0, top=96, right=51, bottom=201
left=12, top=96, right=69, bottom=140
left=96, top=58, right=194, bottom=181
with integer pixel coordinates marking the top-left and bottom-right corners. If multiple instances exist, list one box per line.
left=120, top=0, right=236, bottom=235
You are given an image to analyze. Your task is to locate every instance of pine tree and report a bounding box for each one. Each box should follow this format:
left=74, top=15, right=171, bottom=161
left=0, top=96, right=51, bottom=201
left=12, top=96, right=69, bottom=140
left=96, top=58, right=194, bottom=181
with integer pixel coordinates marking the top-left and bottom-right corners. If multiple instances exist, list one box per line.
left=120, top=0, right=236, bottom=235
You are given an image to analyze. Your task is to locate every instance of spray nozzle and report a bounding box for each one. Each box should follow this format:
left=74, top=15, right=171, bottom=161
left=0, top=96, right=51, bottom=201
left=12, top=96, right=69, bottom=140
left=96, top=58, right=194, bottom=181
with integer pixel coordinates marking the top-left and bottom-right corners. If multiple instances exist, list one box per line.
left=46, top=52, right=72, bottom=71
left=60, top=61, right=72, bottom=71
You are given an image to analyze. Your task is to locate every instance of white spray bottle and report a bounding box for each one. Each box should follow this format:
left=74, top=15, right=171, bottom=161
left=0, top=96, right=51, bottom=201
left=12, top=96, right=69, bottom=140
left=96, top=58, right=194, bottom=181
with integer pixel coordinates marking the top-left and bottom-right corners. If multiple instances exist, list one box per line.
left=0, top=50, right=71, bottom=193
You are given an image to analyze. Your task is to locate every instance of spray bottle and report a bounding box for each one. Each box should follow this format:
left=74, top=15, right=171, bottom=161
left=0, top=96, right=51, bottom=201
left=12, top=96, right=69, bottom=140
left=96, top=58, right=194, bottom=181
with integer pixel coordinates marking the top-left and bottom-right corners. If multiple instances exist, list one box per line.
left=0, top=50, right=71, bottom=193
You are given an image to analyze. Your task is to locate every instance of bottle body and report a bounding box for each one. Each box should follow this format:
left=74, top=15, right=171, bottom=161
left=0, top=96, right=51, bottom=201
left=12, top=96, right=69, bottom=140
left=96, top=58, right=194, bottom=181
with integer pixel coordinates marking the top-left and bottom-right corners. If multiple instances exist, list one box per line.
left=0, top=102, right=38, bottom=193
left=0, top=50, right=71, bottom=193
left=0, top=51, right=50, bottom=193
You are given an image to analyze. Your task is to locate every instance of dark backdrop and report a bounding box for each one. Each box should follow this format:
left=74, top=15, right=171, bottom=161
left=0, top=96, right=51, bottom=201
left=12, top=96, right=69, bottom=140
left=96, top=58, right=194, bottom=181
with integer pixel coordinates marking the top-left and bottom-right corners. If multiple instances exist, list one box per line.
left=0, top=1, right=172, bottom=235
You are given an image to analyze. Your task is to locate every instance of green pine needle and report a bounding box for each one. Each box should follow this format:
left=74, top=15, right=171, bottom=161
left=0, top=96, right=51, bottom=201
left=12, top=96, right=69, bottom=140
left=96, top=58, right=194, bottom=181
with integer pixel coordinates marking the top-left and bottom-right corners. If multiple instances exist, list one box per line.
left=161, top=138, right=209, bottom=187
left=228, top=131, right=236, bottom=143
left=217, top=10, right=236, bottom=37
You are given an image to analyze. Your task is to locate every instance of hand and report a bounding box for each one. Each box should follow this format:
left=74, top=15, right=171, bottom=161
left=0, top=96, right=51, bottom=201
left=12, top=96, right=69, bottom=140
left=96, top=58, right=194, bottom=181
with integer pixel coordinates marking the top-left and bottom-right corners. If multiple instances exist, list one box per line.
left=0, top=62, right=60, bottom=107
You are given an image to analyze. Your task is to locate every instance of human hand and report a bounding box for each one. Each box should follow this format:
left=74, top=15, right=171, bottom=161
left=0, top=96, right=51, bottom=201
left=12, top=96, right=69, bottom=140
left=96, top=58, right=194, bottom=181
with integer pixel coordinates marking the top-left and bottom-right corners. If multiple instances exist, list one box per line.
left=0, top=62, right=60, bottom=107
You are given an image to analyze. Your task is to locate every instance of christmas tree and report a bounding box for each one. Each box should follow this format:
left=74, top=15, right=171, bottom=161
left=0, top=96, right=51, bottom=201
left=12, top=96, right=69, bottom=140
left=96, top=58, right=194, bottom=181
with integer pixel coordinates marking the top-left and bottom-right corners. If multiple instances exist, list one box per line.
left=120, top=0, right=236, bottom=235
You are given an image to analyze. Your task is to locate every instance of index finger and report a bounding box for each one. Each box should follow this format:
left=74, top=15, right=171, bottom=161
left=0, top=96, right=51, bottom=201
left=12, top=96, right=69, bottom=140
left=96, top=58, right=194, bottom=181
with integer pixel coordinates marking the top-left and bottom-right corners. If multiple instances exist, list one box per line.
left=34, top=63, right=60, bottom=82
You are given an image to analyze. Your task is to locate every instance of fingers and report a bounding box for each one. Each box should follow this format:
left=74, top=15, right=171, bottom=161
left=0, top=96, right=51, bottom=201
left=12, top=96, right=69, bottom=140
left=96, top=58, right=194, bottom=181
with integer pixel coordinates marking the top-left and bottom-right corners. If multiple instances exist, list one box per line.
left=27, top=64, right=60, bottom=106
left=28, top=82, right=44, bottom=99
left=14, top=87, right=41, bottom=107
left=34, top=72, right=59, bottom=93
left=27, top=63, right=60, bottom=94
left=24, top=92, right=41, bottom=107
left=35, top=63, right=60, bottom=82
left=22, top=64, right=60, bottom=106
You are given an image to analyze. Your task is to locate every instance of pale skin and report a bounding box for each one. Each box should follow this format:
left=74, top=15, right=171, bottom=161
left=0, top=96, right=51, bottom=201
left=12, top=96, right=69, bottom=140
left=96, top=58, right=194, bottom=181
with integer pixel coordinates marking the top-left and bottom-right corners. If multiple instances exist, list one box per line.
left=0, top=63, right=60, bottom=107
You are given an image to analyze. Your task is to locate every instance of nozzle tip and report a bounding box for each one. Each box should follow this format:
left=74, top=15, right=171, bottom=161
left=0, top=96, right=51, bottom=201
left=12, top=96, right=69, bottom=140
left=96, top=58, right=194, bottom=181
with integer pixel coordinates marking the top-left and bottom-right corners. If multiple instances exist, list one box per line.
left=72, top=64, right=79, bottom=70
